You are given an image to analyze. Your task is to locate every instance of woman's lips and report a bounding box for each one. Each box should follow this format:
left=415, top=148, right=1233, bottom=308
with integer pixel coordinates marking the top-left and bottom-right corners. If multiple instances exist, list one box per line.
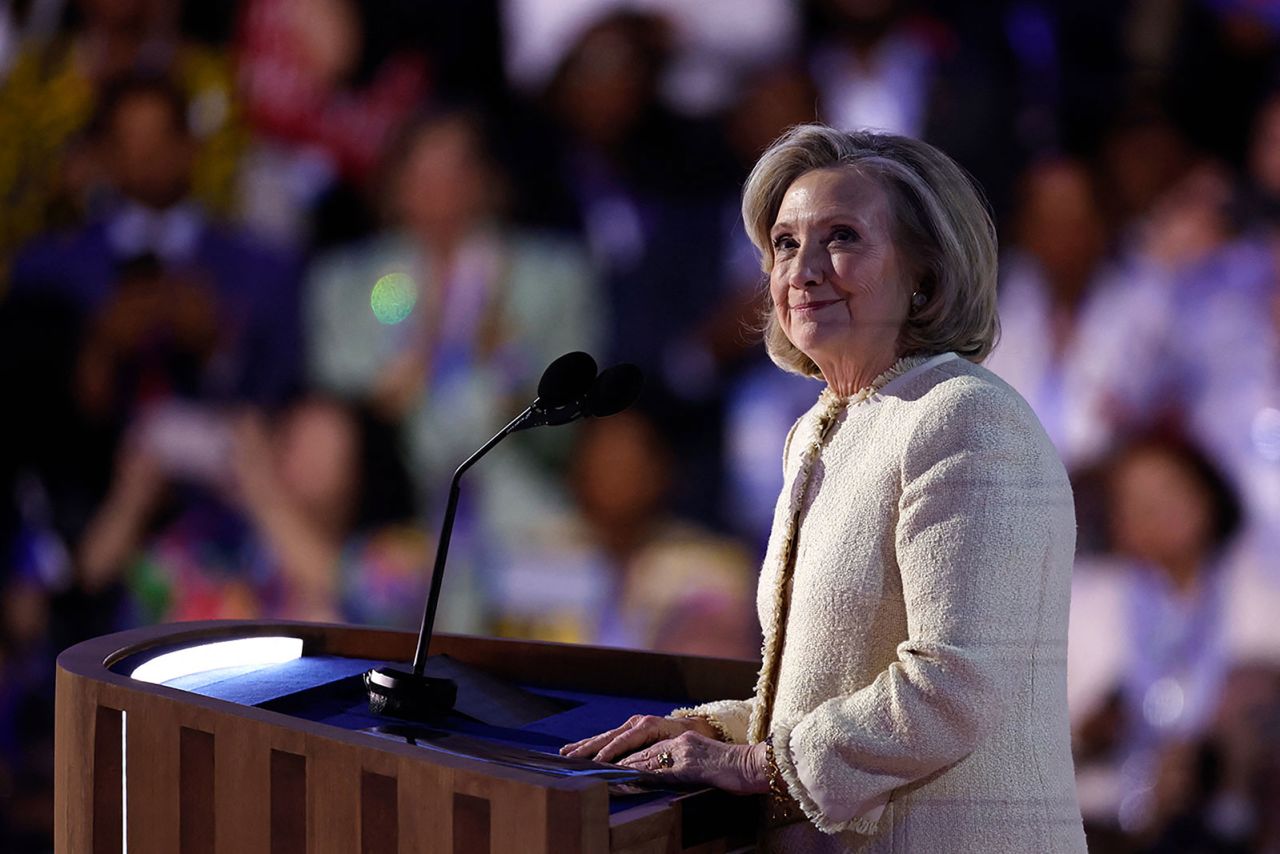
left=790, top=299, right=844, bottom=313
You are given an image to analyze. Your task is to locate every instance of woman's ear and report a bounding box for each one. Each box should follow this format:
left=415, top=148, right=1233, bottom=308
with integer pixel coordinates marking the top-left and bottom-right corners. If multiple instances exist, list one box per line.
left=910, top=270, right=936, bottom=309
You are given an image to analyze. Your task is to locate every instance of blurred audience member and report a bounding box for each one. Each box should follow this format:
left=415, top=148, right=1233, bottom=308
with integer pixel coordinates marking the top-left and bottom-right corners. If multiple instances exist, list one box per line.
left=986, top=157, right=1173, bottom=469
left=543, top=11, right=732, bottom=377
left=0, top=0, right=244, bottom=271
left=806, top=0, right=935, bottom=138
left=541, top=10, right=737, bottom=525
left=1139, top=161, right=1237, bottom=273
left=77, top=395, right=427, bottom=628
left=1069, top=431, right=1245, bottom=845
left=234, top=0, right=435, bottom=247
left=305, top=108, right=601, bottom=604
left=1164, top=0, right=1280, bottom=168
left=0, top=0, right=66, bottom=81
left=489, top=411, right=757, bottom=658
left=806, top=0, right=1018, bottom=219
left=1097, top=108, right=1196, bottom=236
left=503, top=0, right=798, bottom=116
left=1151, top=233, right=1280, bottom=665
left=1240, top=88, right=1280, bottom=232
left=1103, top=95, right=1280, bottom=661
left=11, top=74, right=302, bottom=426
left=0, top=286, right=104, bottom=560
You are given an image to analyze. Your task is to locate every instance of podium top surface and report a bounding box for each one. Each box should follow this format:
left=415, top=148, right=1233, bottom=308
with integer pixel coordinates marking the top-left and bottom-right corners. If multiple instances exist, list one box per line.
left=58, top=620, right=760, bottom=808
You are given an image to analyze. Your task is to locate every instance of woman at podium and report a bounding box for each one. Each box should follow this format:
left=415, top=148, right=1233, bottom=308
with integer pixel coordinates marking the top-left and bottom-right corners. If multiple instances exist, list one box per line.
left=563, top=124, right=1087, bottom=852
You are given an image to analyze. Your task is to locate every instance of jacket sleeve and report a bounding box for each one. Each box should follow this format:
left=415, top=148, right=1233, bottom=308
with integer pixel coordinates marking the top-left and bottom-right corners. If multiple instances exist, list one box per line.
left=669, top=699, right=755, bottom=743
left=771, top=380, right=1075, bottom=835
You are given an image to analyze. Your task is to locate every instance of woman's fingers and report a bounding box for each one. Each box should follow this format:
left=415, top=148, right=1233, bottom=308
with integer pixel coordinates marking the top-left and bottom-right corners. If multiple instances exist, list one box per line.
left=560, top=715, right=645, bottom=758
left=591, top=722, right=666, bottom=764
left=559, top=715, right=677, bottom=762
left=618, top=739, right=671, bottom=771
left=619, top=736, right=701, bottom=781
left=559, top=727, right=623, bottom=758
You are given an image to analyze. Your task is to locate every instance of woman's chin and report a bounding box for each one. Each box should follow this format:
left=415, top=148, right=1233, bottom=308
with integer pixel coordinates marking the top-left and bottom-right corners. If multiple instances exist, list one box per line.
left=787, top=326, right=850, bottom=364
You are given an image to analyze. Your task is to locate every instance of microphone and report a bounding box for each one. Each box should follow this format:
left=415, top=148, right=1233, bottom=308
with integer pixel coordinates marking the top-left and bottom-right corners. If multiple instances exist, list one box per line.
left=508, top=351, right=598, bottom=432
left=364, top=353, right=643, bottom=720
left=586, top=363, right=644, bottom=417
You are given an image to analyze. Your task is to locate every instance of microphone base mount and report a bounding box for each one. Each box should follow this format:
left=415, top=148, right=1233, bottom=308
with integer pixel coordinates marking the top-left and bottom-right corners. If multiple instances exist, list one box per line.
left=363, top=665, right=457, bottom=720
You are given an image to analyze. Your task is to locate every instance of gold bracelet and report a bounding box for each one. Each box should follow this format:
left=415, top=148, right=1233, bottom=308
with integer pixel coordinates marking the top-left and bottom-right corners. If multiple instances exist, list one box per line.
left=763, top=735, right=796, bottom=822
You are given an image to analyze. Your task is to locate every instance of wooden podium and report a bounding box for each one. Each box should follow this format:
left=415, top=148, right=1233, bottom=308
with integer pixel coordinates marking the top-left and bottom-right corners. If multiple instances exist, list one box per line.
left=55, top=621, right=761, bottom=853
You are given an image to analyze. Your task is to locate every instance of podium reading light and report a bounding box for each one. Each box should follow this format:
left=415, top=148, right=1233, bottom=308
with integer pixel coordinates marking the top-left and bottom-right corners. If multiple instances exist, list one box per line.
left=130, top=636, right=304, bottom=684
left=364, top=353, right=643, bottom=720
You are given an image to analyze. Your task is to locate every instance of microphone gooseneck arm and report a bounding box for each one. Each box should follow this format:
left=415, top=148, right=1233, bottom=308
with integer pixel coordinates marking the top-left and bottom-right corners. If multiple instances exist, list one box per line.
left=409, top=405, right=531, bottom=676
left=364, top=352, right=635, bottom=722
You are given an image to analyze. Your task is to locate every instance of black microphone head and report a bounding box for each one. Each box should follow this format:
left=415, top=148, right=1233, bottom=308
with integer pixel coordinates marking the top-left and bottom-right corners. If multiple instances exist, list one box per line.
left=537, top=352, right=598, bottom=406
left=586, top=363, right=644, bottom=417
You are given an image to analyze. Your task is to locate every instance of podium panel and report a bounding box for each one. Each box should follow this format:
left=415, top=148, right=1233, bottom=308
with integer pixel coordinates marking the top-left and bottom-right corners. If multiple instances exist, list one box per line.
left=55, top=621, right=761, bottom=853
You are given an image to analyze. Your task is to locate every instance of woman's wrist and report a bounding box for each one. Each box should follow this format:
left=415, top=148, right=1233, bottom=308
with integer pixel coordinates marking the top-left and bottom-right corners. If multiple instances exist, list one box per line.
left=742, top=741, right=772, bottom=794
left=670, top=714, right=727, bottom=742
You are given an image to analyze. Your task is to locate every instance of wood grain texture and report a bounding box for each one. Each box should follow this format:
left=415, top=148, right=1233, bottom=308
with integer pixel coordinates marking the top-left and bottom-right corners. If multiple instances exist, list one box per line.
left=309, top=746, right=359, bottom=854
left=546, top=783, right=607, bottom=854
left=270, top=750, right=307, bottom=854
left=53, top=668, right=99, bottom=853
left=452, top=793, right=490, bottom=854
left=214, top=715, right=271, bottom=854
left=609, top=800, right=678, bottom=853
left=360, top=770, right=397, bottom=854
left=125, top=698, right=181, bottom=853
left=179, top=727, right=215, bottom=854
left=91, top=705, right=123, bottom=854
left=397, top=749, right=453, bottom=853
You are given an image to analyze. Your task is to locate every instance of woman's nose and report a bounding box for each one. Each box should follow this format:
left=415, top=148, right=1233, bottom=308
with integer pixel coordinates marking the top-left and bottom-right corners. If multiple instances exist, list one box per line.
left=788, top=247, right=825, bottom=288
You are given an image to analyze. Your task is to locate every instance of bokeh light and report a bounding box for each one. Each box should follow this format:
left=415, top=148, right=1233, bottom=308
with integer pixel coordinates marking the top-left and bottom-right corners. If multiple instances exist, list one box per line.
left=1252, top=407, right=1280, bottom=461
left=370, top=272, right=418, bottom=325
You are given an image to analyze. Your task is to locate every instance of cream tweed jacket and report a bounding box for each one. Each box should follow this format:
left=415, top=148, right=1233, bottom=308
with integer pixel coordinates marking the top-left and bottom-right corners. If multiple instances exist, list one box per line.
left=675, top=353, right=1087, bottom=853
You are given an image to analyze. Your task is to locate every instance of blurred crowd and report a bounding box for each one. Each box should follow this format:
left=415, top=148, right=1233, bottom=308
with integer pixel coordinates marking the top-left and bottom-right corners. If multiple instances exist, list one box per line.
left=0, top=0, right=1278, bottom=850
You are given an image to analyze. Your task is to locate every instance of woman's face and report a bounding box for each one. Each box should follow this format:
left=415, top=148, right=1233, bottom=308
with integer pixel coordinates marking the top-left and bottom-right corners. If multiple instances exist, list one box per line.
left=1015, top=160, right=1106, bottom=293
left=276, top=401, right=360, bottom=525
left=769, top=167, right=910, bottom=375
left=397, top=120, right=491, bottom=240
left=1110, top=448, right=1214, bottom=568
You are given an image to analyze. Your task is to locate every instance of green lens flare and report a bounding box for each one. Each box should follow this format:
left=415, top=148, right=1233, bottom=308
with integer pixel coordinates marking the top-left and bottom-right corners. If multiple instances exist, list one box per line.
left=370, top=273, right=418, bottom=325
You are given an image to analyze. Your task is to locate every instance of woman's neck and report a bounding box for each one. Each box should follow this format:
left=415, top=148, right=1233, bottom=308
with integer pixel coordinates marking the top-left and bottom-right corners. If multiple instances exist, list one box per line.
left=820, top=350, right=902, bottom=397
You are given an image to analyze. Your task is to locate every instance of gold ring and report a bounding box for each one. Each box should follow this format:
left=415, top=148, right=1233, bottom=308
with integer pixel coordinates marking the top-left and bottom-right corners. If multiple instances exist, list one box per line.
left=657, top=750, right=674, bottom=769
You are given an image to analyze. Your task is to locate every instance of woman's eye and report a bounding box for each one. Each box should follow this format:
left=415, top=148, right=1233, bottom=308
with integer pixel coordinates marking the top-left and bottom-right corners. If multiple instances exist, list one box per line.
left=772, top=235, right=797, bottom=251
left=831, top=227, right=858, bottom=242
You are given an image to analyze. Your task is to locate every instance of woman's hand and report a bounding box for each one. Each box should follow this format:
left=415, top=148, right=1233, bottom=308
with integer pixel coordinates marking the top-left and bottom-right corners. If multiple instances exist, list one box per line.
left=560, top=714, right=717, bottom=763
left=619, top=734, right=771, bottom=795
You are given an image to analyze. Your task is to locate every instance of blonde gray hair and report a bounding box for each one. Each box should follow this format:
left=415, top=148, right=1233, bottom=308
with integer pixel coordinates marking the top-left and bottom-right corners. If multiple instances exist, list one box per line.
left=743, top=124, right=1000, bottom=377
